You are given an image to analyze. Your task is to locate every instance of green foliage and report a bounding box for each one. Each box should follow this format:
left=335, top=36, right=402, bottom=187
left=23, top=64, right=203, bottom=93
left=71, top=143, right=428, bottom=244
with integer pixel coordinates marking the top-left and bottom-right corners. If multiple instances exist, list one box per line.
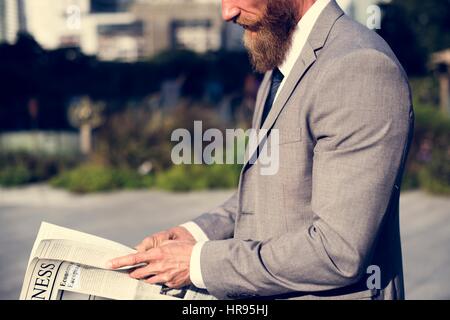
left=0, top=165, right=32, bottom=187
left=49, top=163, right=239, bottom=194
left=155, top=164, right=241, bottom=192
left=95, top=103, right=225, bottom=171
left=410, top=77, right=440, bottom=107
left=418, top=151, right=450, bottom=195
left=50, top=164, right=154, bottom=194
left=0, top=152, right=77, bottom=186
left=413, top=103, right=450, bottom=150
left=403, top=103, right=450, bottom=195
left=1, top=33, right=254, bottom=132
left=401, top=171, right=420, bottom=191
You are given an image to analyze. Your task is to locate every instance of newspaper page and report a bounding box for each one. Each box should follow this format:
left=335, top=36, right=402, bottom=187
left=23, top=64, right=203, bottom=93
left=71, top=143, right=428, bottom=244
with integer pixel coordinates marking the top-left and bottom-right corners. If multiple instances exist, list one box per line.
left=26, top=222, right=135, bottom=265
left=20, top=222, right=215, bottom=300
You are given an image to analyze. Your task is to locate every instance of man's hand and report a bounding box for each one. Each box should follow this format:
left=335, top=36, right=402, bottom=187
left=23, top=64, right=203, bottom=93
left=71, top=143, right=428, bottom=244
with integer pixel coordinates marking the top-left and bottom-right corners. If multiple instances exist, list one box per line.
left=134, top=226, right=196, bottom=252
left=107, top=240, right=195, bottom=288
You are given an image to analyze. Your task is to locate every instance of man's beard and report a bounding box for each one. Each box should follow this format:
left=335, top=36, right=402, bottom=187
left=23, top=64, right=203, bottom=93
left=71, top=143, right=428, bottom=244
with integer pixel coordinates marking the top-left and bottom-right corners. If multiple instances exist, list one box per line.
left=238, top=0, right=299, bottom=73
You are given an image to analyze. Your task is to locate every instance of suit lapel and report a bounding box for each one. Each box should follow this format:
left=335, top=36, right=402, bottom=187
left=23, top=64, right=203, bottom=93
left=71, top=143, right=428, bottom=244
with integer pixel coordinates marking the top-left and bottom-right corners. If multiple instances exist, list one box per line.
left=241, top=72, right=271, bottom=165
left=243, top=44, right=317, bottom=167
left=242, top=0, right=345, bottom=169
left=261, top=0, right=345, bottom=132
left=254, top=71, right=272, bottom=129
left=260, top=43, right=317, bottom=131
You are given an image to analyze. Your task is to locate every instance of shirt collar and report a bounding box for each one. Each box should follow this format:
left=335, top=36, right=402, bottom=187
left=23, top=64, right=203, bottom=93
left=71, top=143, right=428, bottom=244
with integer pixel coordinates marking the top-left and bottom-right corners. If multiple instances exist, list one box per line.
left=278, top=0, right=331, bottom=77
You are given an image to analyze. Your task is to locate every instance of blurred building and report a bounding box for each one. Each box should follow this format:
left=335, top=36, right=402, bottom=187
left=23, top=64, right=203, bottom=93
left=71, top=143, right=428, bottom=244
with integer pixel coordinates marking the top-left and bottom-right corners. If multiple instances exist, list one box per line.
left=4, top=0, right=390, bottom=60
left=131, top=0, right=244, bottom=57
left=0, top=131, right=80, bottom=156
left=0, top=0, right=26, bottom=44
left=132, top=0, right=389, bottom=57
left=21, top=0, right=143, bottom=61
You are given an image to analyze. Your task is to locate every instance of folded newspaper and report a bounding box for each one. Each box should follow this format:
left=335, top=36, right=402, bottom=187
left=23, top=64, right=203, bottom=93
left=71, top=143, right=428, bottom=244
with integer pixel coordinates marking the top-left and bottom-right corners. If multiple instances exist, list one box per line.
left=20, top=222, right=215, bottom=300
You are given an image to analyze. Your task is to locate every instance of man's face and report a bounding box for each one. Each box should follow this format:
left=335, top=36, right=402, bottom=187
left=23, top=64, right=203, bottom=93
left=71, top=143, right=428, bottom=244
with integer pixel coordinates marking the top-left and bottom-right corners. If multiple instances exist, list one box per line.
left=222, top=0, right=300, bottom=73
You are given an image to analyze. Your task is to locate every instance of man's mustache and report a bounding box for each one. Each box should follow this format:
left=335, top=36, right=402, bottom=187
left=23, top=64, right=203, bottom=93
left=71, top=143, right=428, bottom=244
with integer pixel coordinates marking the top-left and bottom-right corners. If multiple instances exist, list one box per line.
left=234, top=16, right=263, bottom=32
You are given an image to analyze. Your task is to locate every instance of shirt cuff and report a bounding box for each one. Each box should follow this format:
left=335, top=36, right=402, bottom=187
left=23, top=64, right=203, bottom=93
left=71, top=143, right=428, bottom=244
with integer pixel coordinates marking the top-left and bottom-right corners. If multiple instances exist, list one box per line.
left=189, top=241, right=207, bottom=289
left=180, top=221, right=209, bottom=242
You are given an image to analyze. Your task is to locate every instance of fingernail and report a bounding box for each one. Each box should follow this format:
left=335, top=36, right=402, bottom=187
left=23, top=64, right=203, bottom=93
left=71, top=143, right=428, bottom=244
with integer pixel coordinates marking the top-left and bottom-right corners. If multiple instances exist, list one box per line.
left=106, top=261, right=113, bottom=269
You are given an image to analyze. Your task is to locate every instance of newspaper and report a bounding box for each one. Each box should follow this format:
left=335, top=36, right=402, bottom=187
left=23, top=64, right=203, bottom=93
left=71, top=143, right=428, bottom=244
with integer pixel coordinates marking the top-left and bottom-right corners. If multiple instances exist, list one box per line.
left=20, top=222, right=215, bottom=300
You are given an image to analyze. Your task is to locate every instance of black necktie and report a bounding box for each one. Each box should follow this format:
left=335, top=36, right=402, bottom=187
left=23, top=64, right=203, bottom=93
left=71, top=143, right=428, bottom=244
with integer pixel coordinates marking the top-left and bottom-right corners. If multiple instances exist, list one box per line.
left=260, top=68, right=284, bottom=128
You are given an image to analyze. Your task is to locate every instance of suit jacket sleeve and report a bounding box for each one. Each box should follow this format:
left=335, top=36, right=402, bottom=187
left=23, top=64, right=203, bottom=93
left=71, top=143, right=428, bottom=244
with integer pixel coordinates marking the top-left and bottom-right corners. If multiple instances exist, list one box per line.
left=192, top=191, right=238, bottom=240
left=197, top=49, right=414, bottom=299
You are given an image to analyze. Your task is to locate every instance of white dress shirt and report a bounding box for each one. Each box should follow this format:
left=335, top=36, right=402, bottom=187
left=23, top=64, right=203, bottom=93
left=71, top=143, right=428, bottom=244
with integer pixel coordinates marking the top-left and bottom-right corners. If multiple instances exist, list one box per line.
left=182, top=0, right=331, bottom=290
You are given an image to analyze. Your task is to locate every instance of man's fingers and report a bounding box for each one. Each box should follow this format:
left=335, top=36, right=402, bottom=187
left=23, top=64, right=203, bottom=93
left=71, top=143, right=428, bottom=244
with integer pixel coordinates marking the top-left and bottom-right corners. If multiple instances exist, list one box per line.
left=165, top=273, right=189, bottom=288
left=129, top=262, right=163, bottom=279
left=107, top=251, right=149, bottom=269
left=160, top=239, right=172, bottom=247
left=145, top=273, right=172, bottom=285
left=165, top=281, right=179, bottom=288
left=135, top=231, right=174, bottom=252
left=165, top=281, right=185, bottom=289
left=107, top=253, right=142, bottom=269
left=135, top=236, right=158, bottom=252
left=107, top=247, right=165, bottom=269
left=134, top=243, right=147, bottom=253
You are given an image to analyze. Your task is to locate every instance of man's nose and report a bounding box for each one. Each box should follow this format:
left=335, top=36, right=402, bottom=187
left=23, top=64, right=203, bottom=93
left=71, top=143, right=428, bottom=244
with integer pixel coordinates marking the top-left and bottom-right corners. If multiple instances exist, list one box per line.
left=222, top=0, right=241, bottom=21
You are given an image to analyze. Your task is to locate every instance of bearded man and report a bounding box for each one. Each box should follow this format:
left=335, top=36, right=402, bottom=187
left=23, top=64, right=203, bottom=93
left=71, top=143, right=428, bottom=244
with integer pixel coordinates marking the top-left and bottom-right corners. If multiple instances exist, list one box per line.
left=108, top=0, right=414, bottom=300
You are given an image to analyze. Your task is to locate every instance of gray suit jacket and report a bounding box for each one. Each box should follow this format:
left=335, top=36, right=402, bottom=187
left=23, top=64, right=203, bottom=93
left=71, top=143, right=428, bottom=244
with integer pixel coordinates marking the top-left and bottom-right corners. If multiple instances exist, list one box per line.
left=193, top=0, right=414, bottom=300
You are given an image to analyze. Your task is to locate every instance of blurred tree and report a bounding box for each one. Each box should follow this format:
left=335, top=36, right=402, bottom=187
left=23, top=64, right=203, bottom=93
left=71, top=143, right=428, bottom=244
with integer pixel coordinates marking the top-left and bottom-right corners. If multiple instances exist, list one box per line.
left=68, top=96, right=105, bottom=155
left=0, top=33, right=254, bottom=132
left=378, top=0, right=450, bottom=76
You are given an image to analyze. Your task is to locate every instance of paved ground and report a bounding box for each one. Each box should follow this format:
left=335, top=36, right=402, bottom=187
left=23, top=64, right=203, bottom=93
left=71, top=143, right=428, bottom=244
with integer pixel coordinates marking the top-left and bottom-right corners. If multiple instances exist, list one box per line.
left=0, top=185, right=449, bottom=300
